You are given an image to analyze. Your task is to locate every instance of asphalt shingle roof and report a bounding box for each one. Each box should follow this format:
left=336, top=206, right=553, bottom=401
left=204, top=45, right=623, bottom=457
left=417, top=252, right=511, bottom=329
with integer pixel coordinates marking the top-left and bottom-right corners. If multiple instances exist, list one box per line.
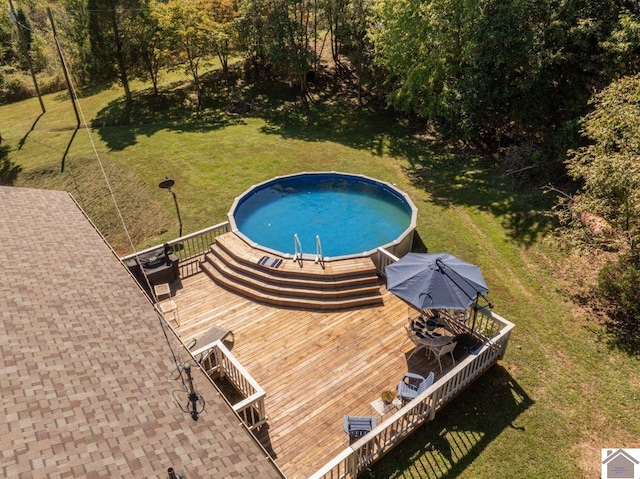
left=0, top=186, right=283, bottom=478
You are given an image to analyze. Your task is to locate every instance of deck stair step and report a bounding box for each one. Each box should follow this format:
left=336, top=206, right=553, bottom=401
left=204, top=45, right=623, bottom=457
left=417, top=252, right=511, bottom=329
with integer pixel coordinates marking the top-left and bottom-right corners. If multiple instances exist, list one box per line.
left=201, top=233, right=384, bottom=310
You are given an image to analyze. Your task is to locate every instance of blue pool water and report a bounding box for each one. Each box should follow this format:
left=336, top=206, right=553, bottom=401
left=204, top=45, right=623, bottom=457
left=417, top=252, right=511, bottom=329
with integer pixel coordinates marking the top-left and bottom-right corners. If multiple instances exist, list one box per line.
left=230, top=173, right=414, bottom=258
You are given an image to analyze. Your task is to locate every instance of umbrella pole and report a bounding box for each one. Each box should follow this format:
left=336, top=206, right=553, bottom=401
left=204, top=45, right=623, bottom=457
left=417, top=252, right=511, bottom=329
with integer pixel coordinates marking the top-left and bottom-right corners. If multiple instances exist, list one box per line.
left=470, top=295, right=480, bottom=335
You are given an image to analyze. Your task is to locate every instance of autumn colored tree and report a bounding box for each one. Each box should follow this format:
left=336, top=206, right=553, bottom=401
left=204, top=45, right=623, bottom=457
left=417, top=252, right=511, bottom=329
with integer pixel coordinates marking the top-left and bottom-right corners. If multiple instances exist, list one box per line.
left=155, top=0, right=218, bottom=107
left=210, top=0, right=238, bottom=73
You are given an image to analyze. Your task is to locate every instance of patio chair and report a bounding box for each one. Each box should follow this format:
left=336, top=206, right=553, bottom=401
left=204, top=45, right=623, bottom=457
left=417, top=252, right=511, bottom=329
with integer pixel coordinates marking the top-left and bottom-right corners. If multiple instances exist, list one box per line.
left=431, top=341, right=457, bottom=373
left=343, top=415, right=377, bottom=440
left=403, top=325, right=431, bottom=359
left=397, top=371, right=435, bottom=402
left=153, top=283, right=179, bottom=326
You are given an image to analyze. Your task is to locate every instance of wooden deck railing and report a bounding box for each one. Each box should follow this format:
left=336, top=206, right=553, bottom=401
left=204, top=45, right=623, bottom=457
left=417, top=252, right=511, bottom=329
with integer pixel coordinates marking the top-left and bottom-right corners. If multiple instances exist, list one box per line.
left=199, top=340, right=268, bottom=430
left=308, top=310, right=514, bottom=479
left=375, top=247, right=399, bottom=276
left=120, top=222, right=230, bottom=277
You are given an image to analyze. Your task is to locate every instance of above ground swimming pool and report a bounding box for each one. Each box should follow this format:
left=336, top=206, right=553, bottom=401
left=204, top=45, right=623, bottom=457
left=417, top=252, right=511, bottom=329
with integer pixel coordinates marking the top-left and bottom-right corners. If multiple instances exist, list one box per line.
left=228, top=172, right=417, bottom=261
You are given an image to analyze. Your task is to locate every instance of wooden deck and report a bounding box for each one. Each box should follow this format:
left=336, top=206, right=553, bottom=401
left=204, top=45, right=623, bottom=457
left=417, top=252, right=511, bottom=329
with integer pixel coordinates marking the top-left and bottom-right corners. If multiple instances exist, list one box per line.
left=170, top=270, right=463, bottom=479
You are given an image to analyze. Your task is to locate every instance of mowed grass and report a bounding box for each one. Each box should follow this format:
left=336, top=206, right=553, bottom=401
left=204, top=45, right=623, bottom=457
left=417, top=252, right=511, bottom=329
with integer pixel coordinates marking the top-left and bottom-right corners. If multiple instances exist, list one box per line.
left=2, top=67, right=639, bottom=479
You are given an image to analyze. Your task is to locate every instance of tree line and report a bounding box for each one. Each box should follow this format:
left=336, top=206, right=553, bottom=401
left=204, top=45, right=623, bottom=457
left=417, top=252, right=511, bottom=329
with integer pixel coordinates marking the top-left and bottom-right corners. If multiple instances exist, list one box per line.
left=1, top=1, right=638, bottom=157
left=2, top=0, right=640, bottom=344
left=2, top=1, right=639, bottom=143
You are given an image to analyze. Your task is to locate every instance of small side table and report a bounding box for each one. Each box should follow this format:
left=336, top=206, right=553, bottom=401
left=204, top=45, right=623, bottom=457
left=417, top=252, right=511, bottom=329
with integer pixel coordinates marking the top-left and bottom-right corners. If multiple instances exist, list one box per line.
left=370, top=397, right=402, bottom=420
left=153, top=283, right=171, bottom=299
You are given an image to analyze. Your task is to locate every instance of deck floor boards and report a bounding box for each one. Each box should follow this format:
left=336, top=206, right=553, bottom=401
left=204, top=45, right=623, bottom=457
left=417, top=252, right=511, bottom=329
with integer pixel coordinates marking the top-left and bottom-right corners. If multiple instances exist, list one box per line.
left=171, top=271, right=455, bottom=479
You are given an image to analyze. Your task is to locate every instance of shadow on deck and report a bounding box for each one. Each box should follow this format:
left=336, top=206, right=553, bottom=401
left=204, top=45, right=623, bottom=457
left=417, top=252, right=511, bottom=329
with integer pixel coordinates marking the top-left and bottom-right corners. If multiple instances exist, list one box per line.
left=370, top=365, right=532, bottom=478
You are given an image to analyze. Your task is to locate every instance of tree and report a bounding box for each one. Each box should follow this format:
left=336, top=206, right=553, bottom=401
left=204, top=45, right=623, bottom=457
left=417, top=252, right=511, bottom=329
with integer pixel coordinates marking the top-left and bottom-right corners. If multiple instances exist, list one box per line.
left=324, top=0, right=348, bottom=68
left=566, top=74, right=640, bottom=259
left=155, top=0, right=218, bottom=108
left=236, top=0, right=314, bottom=90
left=61, top=0, right=93, bottom=83
left=323, top=0, right=373, bottom=79
left=87, top=0, right=151, bottom=104
left=0, top=8, right=12, bottom=64
left=266, top=1, right=313, bottom=89
left=14, top=7, right=33, bottom=70
left=132, top=6, right=165, bottom=95
left=210, top=0, right=238, bottom=74
left=370, top=0, right=480, bottom=125
left=562, top=74, right=640, bottom=350
left=235, top=0, right=269, bottom=76
left=370, top=0, right=640, bottom=152
left=601, top=8, right=640, bottom=76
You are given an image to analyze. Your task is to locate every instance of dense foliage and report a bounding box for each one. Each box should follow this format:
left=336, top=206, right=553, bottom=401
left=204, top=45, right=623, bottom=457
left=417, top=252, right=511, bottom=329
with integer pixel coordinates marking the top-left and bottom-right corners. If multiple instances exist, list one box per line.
left=567, top=74, right=640, bottom=260
left=3, top=1, right=638, bottom=144
left=566, top=74, right=640, bottom=345
left=597, top=259, right=640, bottom=350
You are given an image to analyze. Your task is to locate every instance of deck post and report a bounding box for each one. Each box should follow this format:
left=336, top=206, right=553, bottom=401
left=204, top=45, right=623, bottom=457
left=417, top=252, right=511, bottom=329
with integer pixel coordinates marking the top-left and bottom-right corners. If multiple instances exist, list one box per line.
left=214, top=346, right=225, bottom=378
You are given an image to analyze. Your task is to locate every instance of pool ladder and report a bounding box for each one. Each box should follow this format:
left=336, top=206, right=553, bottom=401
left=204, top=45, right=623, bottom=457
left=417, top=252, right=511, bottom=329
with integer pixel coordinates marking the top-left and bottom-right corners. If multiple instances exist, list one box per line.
left=292, top=234, right=324, bottom=268
left=315, top=235, right=324, bottom=267
left=292, top=234, right=303, bottom=265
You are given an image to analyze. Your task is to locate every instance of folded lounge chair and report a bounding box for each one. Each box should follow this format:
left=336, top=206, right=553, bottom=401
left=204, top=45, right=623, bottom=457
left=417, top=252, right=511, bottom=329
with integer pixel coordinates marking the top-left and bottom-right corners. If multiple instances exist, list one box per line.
left=189, top=325, right=234, bottom=364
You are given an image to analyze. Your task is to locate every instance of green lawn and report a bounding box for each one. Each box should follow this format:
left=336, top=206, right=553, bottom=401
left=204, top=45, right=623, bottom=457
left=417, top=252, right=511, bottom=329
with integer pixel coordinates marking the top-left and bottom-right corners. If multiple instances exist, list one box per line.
left=2, top=69, right=638, bottom=479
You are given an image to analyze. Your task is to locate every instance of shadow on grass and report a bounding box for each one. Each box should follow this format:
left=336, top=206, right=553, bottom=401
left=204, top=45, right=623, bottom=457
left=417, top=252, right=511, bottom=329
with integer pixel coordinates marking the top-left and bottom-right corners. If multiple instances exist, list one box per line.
left=253, top=86, right=555, bottom=246
left=93, top=70, right=250, bottom=151
left=91, top=69, right=555, bottom=245
left=1, top=145, right=22, bottom=185
left=53, top=82, right=114, bottom=104
left=369, top=365, right=532, bottom=479
left=17, top=111, right=45, bottom=150
left=412, top=231, right=430, bottom=253
left=400, top=147, right=556, bottom=246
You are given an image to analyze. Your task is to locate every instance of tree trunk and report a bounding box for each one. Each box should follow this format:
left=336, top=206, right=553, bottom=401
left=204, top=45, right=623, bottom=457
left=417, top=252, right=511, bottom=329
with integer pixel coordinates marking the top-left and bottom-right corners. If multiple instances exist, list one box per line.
left=186, top=44, right=201, bottom=109
left=110, top=5, right=132, bottom=105
left=217, top=42, right=229, bottom=74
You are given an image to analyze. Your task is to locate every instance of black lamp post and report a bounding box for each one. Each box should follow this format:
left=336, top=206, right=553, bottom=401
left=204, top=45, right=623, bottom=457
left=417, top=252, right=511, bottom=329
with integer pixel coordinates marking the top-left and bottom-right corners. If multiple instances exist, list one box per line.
left=159, top=177, right=183, bottom=237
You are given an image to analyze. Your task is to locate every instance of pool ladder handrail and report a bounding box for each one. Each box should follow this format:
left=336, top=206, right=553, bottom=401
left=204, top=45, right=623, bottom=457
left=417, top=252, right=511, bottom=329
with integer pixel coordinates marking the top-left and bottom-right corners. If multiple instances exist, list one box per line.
left=292, top=234, right=303, bottom=265
left=315, top=235, right=324, bottom=268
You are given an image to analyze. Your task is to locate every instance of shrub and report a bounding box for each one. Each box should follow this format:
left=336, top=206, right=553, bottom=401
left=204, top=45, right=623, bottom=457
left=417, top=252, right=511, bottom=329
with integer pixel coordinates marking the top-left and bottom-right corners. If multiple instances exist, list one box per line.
left=0, top=70, right=66, bottom=103
left=596, top=256, right=640, bottom=352
left=0, top=74, right=33, bottom=103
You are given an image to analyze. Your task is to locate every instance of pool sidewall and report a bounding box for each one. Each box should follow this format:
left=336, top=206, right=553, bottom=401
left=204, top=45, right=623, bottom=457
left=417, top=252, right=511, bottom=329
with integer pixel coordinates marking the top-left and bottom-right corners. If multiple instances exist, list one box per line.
left=227, top=171, right=417, bottom=264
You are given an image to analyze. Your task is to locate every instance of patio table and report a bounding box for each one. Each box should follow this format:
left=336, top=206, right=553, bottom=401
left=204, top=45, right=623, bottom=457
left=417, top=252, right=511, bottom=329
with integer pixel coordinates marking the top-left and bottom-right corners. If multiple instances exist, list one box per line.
left=407, top=315, right=456, bottom=358
left=370, top=397, right=402, bottom=420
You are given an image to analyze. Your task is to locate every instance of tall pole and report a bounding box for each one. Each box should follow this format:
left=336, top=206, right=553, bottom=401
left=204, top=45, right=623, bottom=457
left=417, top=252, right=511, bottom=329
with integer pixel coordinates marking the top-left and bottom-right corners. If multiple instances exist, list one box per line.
left=170, top=189, right=183, bottom=237
left=47, top=7, right=80, bottom=128
left=8, top=0, right=45, bottom=114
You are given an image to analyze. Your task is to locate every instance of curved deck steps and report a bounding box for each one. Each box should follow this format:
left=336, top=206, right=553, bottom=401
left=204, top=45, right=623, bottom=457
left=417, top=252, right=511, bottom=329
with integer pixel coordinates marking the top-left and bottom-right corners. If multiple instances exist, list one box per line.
left=201, top=233, right=384, bottom=310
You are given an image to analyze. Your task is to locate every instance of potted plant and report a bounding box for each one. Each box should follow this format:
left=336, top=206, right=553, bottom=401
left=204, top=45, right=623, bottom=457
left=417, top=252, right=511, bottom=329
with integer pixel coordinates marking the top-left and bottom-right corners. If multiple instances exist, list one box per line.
left=381, top=390, right=396, bottom=405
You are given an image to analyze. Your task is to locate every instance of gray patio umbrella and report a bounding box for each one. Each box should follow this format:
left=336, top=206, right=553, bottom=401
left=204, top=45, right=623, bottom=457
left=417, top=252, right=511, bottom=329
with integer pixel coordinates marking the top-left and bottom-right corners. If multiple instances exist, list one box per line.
left=385, top=252, right=490, bottom=311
